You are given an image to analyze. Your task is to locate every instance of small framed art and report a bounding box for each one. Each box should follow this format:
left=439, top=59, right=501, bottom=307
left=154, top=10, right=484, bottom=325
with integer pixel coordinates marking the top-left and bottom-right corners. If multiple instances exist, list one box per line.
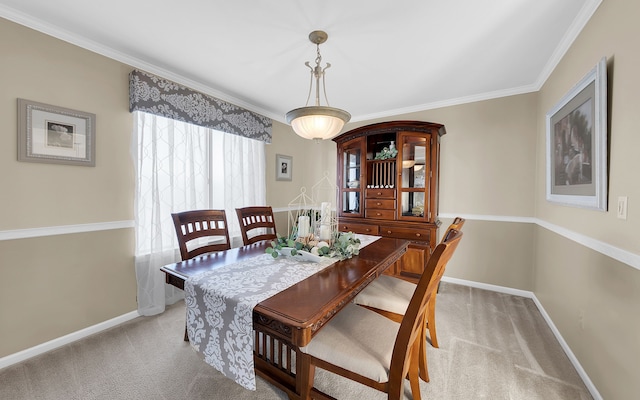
left=18, top=98, right=96, bottom=166
left=276, top=154, right=292, bottom=181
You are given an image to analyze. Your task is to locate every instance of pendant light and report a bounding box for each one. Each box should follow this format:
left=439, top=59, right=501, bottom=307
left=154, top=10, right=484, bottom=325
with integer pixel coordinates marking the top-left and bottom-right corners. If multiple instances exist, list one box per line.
left=286, top=30, right=351, bottom=141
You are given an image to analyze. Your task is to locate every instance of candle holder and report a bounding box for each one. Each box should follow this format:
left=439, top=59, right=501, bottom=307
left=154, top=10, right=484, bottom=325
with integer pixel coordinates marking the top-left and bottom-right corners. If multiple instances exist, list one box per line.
left=272, top=178, right=359, bottom=261
left=287, top=174, right=339, bottom=246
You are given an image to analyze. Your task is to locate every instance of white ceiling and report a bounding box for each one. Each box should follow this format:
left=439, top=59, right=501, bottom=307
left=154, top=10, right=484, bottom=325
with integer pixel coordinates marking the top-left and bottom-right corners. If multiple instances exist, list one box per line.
left=1, top=0, right=601, bottom=123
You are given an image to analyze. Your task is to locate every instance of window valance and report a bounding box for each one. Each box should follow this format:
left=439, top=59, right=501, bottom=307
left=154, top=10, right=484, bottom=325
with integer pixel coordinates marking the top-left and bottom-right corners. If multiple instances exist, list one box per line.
left=129, top=69, right=272, bottom=143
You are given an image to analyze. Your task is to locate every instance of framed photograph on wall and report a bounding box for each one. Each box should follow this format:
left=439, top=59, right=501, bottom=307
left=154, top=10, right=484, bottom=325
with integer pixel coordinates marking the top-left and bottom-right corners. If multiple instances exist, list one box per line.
left=276, top=154, right=292, bottom=181
left=546, top=57, right=607, bottom=211
left=18, top=98, right=96, bottom=166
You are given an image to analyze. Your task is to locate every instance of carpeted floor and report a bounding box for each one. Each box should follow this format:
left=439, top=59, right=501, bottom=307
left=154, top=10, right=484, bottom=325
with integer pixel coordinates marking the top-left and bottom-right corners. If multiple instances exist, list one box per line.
left=0, top=282, right=593, bottom=399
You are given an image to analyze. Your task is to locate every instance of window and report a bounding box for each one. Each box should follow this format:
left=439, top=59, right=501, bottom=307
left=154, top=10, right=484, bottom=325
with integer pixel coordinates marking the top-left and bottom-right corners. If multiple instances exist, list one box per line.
left=132, top=111, right=266, bottom=314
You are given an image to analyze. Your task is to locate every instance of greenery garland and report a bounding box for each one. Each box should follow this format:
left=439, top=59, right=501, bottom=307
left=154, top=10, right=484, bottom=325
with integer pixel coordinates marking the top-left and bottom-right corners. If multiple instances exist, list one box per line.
left=265, top=231, right=361, bottom=260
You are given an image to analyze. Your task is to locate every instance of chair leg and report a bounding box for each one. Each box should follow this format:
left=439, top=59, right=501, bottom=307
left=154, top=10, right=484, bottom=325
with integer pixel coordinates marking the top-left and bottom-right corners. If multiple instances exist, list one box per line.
left=427, top=296, right=438, bottom=348
left=184, top=324, right=189, bottom=342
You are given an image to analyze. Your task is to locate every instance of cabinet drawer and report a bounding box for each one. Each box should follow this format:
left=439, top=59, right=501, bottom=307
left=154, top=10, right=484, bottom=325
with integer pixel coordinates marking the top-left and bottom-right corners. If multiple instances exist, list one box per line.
left=365, top=188, right=395, bottom=199
left=366, top=210, right=396, bottom=220
left=338, top=222, right=379, bottom=235
left=365, top=198, right=396, bottom=209
left=379, top=225, right=430, bottom=242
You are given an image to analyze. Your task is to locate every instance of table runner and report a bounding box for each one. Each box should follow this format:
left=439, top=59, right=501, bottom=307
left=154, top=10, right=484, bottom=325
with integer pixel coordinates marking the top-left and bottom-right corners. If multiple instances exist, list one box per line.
left=184, top=234, right=380, bottom=390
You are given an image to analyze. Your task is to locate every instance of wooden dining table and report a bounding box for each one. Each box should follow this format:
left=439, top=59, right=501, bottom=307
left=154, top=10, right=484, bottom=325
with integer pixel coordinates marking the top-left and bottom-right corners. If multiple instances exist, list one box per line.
left=161, top=236, right=408, bottom=399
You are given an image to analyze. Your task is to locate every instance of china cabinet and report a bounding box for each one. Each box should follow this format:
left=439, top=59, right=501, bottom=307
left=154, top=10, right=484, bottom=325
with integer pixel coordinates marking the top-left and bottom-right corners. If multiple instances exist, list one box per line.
left=333, top=121, right=446, bottom=281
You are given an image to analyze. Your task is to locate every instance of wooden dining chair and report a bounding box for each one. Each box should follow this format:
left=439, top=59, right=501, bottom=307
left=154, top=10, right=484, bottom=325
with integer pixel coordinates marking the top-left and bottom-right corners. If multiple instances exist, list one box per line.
left=172, top=209, right=231, bottom=341
left=353, top=217, right=464, bottom=381
left=235, top=206, right=277, bottom=245
left=298, top=230, right=463, bottom=399
left=172, top=209, right=231, bottom=261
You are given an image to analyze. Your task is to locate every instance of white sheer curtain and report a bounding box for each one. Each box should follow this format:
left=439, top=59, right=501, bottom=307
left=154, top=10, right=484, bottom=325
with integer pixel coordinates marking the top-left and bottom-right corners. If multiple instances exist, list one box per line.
left=131, top=111, right=266, bottom=316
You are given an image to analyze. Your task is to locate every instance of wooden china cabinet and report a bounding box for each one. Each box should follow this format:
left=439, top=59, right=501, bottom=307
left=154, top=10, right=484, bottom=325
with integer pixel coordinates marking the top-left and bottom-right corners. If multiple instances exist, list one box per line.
left=333, top=121, right=446, bottom=282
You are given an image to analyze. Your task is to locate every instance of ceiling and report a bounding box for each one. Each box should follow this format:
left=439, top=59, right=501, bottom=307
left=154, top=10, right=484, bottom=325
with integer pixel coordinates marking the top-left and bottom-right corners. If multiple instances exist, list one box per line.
left=1, top=0, right=601, bottom=124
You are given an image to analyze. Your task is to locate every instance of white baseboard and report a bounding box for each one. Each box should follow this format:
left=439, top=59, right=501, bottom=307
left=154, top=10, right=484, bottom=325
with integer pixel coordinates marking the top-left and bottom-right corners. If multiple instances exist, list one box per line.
left=0, top=310, right=139, bottom=371
left=442, top=276, right=603, bottom=400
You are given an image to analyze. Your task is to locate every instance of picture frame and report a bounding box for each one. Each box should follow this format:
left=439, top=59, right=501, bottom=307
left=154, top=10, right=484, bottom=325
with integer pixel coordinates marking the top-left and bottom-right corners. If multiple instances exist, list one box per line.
left=276, top=154, right=292, bottom=181
left=18, top=98, right=96, bottom=166
left=546, top=57, right=607, bottom=211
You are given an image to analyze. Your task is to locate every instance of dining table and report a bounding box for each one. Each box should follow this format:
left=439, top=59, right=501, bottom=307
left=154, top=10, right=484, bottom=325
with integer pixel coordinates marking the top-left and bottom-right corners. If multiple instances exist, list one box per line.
left=160, top=235, right=408, bottom=399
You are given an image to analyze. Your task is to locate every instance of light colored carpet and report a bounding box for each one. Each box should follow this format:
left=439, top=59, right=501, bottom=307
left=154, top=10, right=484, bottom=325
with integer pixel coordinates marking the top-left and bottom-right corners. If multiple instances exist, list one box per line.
left=0, top=282, right=593, bottom=399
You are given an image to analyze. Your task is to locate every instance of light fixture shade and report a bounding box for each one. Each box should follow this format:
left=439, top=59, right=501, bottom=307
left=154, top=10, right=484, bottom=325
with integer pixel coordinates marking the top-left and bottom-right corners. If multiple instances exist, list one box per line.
left=286, top=106, right=351, bottom=140
left=402, top=160, right=416, bottom=169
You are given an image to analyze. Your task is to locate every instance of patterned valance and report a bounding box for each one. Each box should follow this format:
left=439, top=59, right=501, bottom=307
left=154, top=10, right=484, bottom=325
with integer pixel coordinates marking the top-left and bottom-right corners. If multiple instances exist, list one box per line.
left=129, top=69, right=272, bottom=143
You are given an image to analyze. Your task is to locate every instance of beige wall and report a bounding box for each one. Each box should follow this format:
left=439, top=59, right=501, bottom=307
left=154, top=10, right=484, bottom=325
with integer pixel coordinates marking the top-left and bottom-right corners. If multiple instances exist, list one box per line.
left=275, top=93, right=539, bottom=290
left=381, top=94, right=539, bottom=217
left=394, top=96, right=539, bottom=291
left=536, top=0, right=639, bottom=250
left=266, top=120, right=337, bottom=209
left=534, top=228, right=639, bottom=399
left=1, top=1, right=639, bottom=398
left=0, top=21, right=134, bottom=229
left=0, top=229, right=136, bottom=355
left=0, top=18, right=137, bottom=357
left=533, top=0, right=640, bottom=398
left=266, top=120, right=337, bottom=234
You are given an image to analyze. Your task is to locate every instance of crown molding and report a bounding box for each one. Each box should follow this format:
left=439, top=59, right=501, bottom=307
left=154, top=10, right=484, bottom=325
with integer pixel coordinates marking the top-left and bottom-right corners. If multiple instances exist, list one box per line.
left=0, top=4, right=279, bottom=121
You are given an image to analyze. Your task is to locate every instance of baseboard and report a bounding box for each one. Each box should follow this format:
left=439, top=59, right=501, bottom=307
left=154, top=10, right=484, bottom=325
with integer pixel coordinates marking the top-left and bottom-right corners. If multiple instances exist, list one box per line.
left=0, top=310, right=139, bottom=371
left=442, top=277, right=603, bottom=400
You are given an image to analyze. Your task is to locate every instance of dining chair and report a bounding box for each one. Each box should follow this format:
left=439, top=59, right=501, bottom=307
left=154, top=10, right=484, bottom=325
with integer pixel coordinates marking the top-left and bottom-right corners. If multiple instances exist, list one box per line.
left=353, top=217, right=464, bottom=381
left=172, top=209, right=231, bottom=261
left=298, top=230, right=463, bottom=399
left=235, top=206, right=277, bottom=245
left=172, top=209, right=231, bottom=341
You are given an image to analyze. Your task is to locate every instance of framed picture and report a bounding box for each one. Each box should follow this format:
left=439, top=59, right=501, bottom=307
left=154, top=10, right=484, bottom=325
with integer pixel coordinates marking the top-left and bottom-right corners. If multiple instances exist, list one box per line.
left=546, top=57, right=607, bottom=211
left=18, top=98, right=96, bottom=166
left=276, top=154, right=292, bottom=181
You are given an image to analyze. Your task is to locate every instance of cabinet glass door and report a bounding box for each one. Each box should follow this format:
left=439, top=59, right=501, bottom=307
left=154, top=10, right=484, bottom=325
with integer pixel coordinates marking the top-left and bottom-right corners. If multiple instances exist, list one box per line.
left=398, top=134, right=429, bottom=219
left=341, top=144, right=362, bottom=215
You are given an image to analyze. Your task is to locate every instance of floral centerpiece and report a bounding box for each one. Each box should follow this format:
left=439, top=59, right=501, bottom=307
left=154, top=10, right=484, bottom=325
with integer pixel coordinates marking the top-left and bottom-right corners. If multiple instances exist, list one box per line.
left=265, top=230, right=361, bottom=261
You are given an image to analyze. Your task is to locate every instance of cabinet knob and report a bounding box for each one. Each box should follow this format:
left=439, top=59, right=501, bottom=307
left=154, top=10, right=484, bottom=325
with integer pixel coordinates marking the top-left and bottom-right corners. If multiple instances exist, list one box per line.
left=376, top=202, right=382, bottom=206
left=376, top=192, right=382, bottom=195
left=415, top=233, right=421, bottom=237
left=365, top=228, right=371, bottom=232
left=387, top=230, right=392, bottom=234
left=376, top=213, right=381, bottom=216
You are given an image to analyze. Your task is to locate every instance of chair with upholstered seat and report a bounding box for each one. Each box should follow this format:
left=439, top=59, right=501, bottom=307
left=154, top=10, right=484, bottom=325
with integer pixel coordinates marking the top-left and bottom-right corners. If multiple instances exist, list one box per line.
left=298, top=230, right=463, bottom=399
left=171, top=209, right=231, bottom=340
left=353, top=217, right=464, bottom=381
left=235, top=206, right=277, bottom=245
left=172, top=209, right=231, bottom=261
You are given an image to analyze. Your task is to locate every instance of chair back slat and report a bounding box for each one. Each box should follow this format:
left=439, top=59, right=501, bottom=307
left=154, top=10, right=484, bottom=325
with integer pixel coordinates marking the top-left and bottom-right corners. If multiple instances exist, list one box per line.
left=235, top=206, right=277, bottom=245
left=172, top=210, right=231, bottom=261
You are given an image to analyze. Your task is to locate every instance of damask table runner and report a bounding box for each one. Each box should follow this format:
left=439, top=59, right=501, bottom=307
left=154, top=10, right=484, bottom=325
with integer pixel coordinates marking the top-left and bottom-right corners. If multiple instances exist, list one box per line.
left=184, top=234, right=380, bottom=390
